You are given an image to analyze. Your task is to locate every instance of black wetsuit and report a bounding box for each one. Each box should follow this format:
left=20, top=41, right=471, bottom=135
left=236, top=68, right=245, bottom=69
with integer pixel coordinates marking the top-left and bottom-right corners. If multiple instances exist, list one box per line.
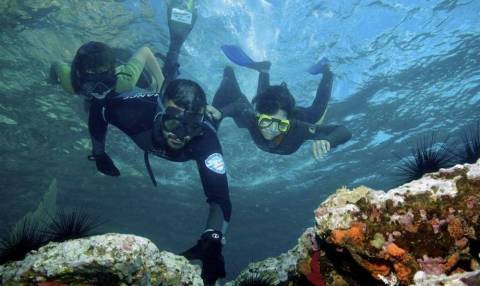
left=212, top=67, right=352, bottom=155
left=88, top=4, right=196, bottom=157
left=96, top=90, right=231, bottom=231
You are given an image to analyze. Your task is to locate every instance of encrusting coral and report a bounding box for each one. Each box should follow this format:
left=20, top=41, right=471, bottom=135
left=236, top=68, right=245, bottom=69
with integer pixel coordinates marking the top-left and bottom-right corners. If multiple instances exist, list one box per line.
left=228, top=160, right=480, bottom=286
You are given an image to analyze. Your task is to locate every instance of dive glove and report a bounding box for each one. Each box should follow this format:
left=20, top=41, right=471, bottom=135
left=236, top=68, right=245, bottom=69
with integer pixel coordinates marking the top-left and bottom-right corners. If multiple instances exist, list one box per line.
left=181, top=230, right=226, bottom=285
left=88, top=153, right=120, bottom=177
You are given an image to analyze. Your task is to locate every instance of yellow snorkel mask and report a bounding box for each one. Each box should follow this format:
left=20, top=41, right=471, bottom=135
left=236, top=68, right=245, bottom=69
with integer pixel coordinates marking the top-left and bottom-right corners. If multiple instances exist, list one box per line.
left=256, top=114, right=291, bottom=133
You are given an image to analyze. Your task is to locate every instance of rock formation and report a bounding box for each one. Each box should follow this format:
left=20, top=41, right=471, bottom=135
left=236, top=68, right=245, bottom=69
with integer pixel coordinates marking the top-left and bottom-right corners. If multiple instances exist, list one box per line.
left=0, top=234, right=202, bottom=286
left=228, top=160, right=480, bottom=286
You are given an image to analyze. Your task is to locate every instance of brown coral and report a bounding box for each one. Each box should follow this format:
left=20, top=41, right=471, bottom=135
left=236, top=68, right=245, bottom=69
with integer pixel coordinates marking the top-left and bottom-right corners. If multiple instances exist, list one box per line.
left=448, top=217, right=464, bottom=240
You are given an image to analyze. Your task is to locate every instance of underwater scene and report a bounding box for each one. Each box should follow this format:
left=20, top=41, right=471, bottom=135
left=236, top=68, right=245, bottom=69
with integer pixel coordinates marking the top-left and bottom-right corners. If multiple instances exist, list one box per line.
left=1, top=0, right=479, bottom=285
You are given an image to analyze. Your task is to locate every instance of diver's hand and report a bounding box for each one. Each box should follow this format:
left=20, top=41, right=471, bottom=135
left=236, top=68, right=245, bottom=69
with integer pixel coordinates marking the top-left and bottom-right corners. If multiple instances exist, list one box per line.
left=48, top=62, right=61, bottom=84
left=88, top=153, right=120, bottom=176
left=206, top=105, right=222, bottom=121
left=312, top=140, right=330, bottom=160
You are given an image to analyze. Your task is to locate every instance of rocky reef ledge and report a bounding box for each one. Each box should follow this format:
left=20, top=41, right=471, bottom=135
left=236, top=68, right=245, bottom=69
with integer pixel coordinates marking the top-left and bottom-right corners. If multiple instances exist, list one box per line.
left=0, top=234, right=202, bottom=285
left=228, top=161, right=480, bottom=286
left=2, top=161, right=479, bottom=286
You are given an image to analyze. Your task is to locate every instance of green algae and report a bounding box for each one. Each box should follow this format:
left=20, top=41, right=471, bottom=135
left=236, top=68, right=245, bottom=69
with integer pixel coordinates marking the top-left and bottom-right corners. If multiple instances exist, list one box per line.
left=370, top=233, right=385, bottom=249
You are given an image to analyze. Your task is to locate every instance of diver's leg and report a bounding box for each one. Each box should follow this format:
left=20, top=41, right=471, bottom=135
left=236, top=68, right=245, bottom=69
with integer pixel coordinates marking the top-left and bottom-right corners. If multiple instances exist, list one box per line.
left=212, top=67, right=253, bottom=128
left=297, top=69, right=333, bottom=124
left=212, top=66, right=245, bottom=109
left=256, top=71, right=270, bottom=97
left=162, top=0, right=197, bottom=86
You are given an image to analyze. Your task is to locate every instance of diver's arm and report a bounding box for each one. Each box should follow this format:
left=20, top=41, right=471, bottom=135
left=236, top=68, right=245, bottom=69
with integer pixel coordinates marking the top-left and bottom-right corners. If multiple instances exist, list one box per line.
left=306, top=123, right=352, bottom=148
left=295, top=69, right=333, bottom=124
left=131, top=46, right=165, bottom=92
left=49, top=62, right=75, bottom=94
left=88, top=99, right=108, bottom=155
left=256, top=71, right=270, bottom=97
left=88, top=99, right=120, bottom=176
left=192, top=130, right=231, bottom=235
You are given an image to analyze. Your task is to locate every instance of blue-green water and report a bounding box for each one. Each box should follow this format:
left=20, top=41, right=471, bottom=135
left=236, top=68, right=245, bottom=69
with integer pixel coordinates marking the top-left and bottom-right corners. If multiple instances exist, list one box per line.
left=0, top=0, right=479, bottom=281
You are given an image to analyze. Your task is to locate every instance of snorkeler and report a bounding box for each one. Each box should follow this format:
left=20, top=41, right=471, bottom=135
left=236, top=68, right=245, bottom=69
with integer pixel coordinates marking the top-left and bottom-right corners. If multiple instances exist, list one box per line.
left=49, top=41, right=164, bottom=176
left=52, top=1, right=226, bottom=284
left=101, top=79, right=228, bottom=286
left=210, top=46, right=352, bottom=157
left=48, top=0, right=198, bottom=177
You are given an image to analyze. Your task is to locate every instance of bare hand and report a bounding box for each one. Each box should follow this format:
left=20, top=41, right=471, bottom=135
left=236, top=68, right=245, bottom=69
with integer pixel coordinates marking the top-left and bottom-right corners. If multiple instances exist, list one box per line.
left=206, top=105, right=222, bottom=120
left=312, top=140, right=330, bottom=160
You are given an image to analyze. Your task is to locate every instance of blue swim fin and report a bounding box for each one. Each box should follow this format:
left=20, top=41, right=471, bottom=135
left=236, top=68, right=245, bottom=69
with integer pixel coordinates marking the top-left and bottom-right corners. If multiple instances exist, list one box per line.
left=307, top=57, right=330, bottom=75
left=221, top=45, right=271, bottom=71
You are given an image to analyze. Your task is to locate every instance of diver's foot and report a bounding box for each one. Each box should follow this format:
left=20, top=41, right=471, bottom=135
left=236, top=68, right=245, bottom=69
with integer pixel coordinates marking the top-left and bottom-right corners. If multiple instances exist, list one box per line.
left=246, top=60, right=271, bottom=73
left=307, top=57, right=330, bottom=75
left=223, top=66, right=236, bottom=78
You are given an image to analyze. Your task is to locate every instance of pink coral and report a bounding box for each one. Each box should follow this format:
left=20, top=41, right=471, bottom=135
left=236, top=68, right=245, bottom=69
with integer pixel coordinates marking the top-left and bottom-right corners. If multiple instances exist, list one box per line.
left=419, top=209, right=428, bottom=221
left=305, top=229, right=320, bottom=251
left=466, top=195, right=477, bottom=209
left=430, top=217, right=446, bottom=234
left=121, top=237, right=135, bottom=251
left=417, top=255, right=446, bottom=275
left=369, top=206, right=381, bottom=223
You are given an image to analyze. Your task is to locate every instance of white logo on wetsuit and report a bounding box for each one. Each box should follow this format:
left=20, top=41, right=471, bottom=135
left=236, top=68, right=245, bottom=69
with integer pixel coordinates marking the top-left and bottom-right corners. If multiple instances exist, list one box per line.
left=205, top=153, right=225, bottom=174
left=122, top=92, right=159, bottom=100
left=171, top=8, right=192, bottom=25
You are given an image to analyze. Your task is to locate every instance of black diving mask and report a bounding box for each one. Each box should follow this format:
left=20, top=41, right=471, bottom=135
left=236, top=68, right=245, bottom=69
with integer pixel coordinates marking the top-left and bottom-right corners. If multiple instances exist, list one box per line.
left=157, top=107, right=205, bottom=140
left=80, top=70, right=117, bottom=98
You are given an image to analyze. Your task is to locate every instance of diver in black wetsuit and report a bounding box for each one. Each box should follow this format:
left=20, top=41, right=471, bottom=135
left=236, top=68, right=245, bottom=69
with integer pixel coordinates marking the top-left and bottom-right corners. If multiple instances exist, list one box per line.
left=103, top=79, right=228, bottom=285
left=48, top=0, right=195, bottom=177
left=211, top=63, right=352, bottom=156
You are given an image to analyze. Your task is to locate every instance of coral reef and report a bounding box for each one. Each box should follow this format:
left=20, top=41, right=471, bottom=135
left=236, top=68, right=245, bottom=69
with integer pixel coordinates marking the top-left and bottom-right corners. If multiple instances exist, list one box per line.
left=312, top=160, right=480, bottom=285
left=227, top=160, right=480, bottom=286
left=2, top=162, right=479, bottom=285
left=0, top=233, right=202, bottom=286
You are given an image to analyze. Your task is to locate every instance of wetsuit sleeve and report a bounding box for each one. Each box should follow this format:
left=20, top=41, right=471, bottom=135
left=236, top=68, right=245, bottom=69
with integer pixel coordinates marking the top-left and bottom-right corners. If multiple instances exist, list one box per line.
left=56, top=63, right=75, bottom=94
left=295, top=70, right=333, bottom=124
left=297, top=121, right=352, bottom=148
left=191, top=130, right=232, bottom=224
left=114, top=58, right=144, bottom=93
left=88, top=98, right=108, bottom=155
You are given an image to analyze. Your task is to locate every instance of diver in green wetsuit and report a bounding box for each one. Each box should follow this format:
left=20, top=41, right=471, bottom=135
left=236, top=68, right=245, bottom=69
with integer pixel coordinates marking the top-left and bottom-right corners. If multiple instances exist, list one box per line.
left=50, top=43, right=164, bottom=176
